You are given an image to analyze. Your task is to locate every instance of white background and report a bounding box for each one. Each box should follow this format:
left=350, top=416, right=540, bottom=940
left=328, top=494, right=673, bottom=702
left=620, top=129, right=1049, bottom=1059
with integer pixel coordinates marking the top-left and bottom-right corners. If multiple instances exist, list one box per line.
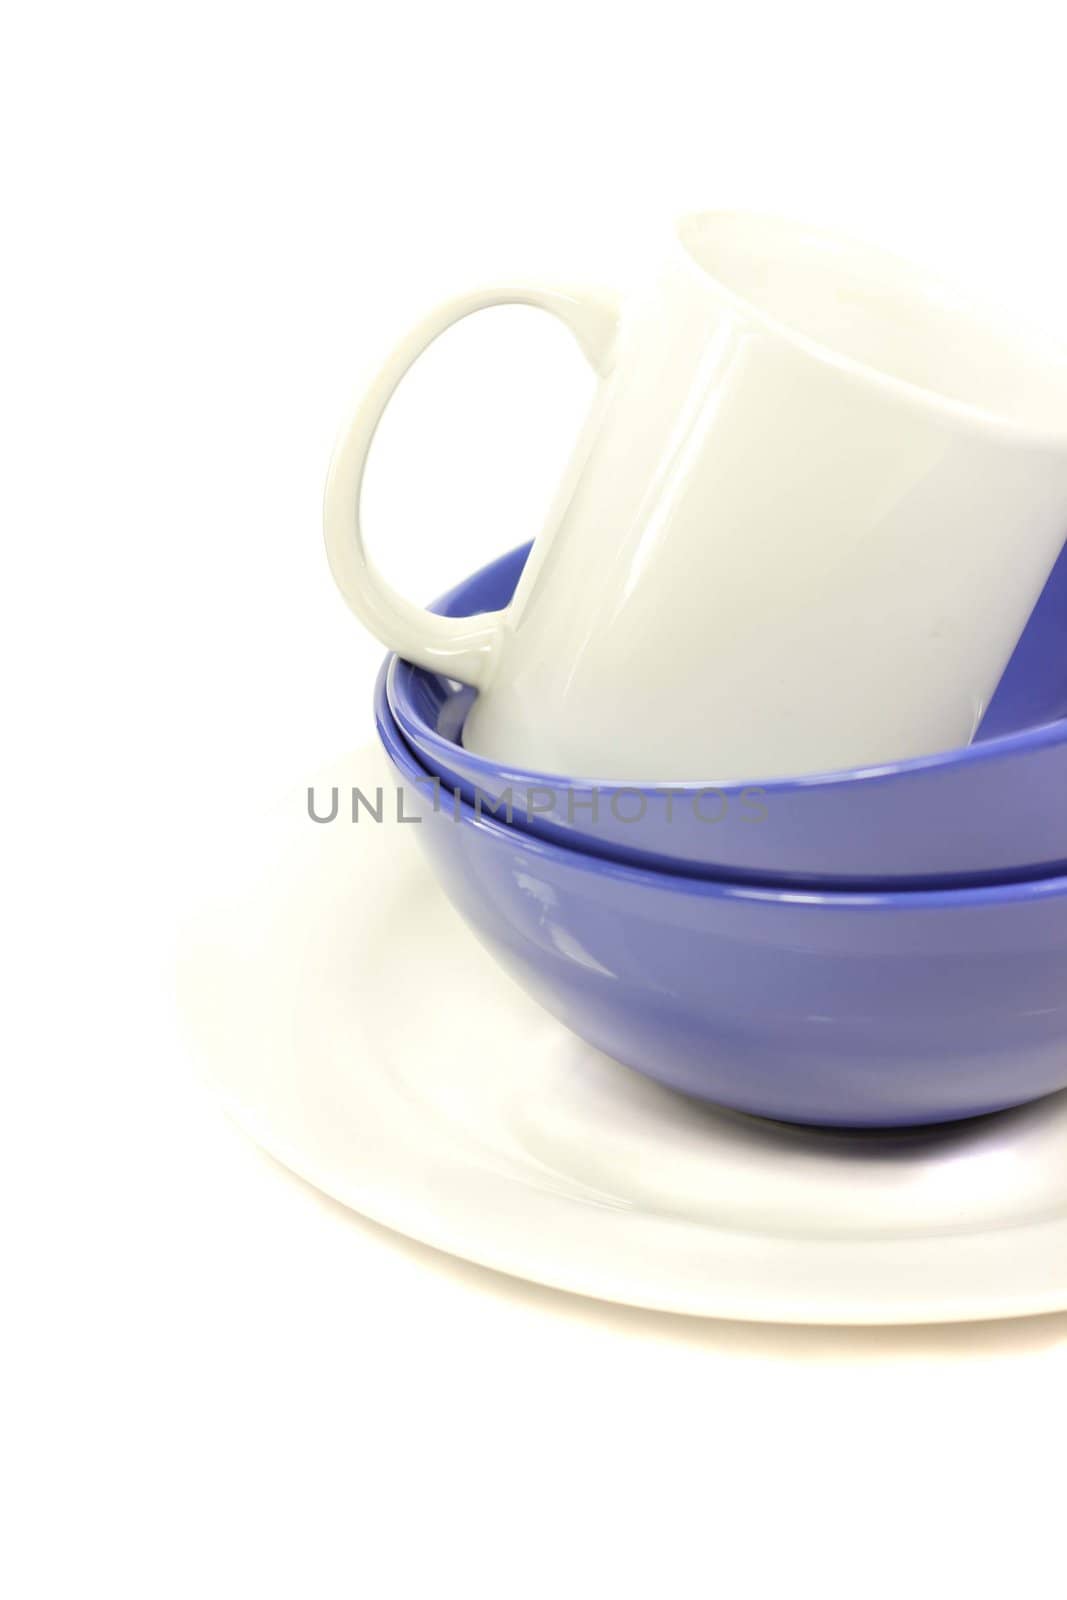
left=4, top=1, right=1067, bottom=1595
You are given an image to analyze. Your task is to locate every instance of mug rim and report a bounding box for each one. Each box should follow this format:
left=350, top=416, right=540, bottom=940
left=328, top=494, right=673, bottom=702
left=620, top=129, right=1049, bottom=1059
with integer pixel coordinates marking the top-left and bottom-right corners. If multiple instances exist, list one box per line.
left=675, top=209, right=1067, bottom=448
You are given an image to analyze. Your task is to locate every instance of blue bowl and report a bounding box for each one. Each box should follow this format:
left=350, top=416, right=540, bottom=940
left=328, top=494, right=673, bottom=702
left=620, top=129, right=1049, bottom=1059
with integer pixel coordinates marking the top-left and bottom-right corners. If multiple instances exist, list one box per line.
left=388, top=541, right=1067, bottom=888
left=376, top=669, right=1067, bottom=1128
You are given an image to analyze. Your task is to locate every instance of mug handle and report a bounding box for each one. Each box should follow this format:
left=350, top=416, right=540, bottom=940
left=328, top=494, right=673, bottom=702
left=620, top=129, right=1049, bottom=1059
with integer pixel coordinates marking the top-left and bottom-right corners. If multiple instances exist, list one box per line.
left=323, top=284, right=621, bottom=688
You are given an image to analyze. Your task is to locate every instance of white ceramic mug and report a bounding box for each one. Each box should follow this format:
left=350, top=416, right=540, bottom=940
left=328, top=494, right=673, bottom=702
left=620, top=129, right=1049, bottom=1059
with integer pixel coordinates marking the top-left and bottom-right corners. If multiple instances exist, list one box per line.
left=325, top=212, right=1067, bottom=780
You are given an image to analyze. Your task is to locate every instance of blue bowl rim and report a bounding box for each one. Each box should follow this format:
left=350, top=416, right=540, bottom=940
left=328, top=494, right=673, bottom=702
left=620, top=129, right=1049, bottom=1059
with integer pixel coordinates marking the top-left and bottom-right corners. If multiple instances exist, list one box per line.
left=375, top=659, right=1067, bottom=910
left=391, top=541, right=1067, bottom=798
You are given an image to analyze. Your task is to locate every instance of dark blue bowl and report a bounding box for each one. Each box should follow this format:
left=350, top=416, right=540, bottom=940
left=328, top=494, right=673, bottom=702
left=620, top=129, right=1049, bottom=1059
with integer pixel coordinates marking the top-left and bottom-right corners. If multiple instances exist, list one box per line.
left=388, top=541, right=1067, bottom=887
left=376, top=667, right=1067, bottom=1128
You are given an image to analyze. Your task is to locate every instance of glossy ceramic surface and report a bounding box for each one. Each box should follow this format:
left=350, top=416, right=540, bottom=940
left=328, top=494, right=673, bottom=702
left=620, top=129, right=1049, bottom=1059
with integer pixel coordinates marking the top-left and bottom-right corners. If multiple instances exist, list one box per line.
left=979, top=528, right=1067, bottom=738
left=377, top=674, right=1067, bottom=1127
left=178, top=744, right=1067, bottom=1324
left=390, top=542, right=1067, bottom=887
left=328, top=212, right=1067, bottom=780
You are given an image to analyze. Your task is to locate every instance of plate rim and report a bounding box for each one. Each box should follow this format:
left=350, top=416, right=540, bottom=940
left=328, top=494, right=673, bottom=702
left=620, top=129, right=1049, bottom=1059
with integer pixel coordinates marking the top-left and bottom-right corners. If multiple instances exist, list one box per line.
left=178, top=744, right=1067, bottom=1327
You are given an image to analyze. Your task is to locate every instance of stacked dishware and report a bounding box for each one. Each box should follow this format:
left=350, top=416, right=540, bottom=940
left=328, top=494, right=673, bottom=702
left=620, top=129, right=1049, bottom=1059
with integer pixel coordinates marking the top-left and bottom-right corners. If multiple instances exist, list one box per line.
left=325, top=211, right=1067, bottom=1130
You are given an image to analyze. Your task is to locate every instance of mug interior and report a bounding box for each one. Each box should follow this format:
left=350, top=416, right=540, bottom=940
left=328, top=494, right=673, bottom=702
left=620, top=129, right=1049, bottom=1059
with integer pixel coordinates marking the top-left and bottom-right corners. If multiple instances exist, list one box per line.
left=679, top=212, right=1067, bottom=433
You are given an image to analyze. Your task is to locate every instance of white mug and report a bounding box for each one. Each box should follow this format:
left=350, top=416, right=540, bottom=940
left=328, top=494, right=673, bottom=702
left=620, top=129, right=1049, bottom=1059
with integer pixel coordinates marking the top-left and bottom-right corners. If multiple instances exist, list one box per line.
left=324, top=212, right=1067, bottom=780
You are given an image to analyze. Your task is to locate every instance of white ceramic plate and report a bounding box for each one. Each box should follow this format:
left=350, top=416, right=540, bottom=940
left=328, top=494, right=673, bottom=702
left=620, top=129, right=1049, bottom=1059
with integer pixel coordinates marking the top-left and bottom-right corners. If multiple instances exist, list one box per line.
left=178, top=746, right=1067, bottom=1325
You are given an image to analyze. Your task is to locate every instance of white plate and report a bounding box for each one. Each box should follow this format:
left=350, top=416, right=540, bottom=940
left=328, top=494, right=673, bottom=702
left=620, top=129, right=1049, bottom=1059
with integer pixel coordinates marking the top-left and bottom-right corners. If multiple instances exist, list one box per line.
left=178, top=745, right=1067, bottom=1325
